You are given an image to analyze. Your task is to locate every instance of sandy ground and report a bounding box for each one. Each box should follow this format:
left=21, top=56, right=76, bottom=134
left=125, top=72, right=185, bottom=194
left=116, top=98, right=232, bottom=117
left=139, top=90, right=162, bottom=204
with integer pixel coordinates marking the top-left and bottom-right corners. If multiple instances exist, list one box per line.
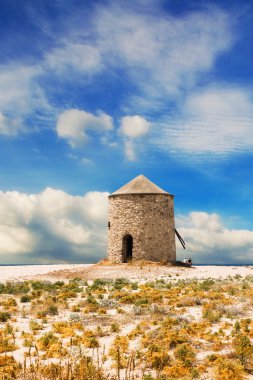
left=1, top=263, right=253, bottom=282
left=0, top=264, right=90, bottom=282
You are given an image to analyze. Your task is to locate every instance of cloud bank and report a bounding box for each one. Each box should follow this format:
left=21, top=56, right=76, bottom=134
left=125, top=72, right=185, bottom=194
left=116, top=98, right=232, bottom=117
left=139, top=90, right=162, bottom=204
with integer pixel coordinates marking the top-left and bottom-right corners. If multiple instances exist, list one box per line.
left=176, top=212, right=253, bottom=264
left=0, top=187, right=252, bottom=264
left=0, top=188, right=108, bottom=264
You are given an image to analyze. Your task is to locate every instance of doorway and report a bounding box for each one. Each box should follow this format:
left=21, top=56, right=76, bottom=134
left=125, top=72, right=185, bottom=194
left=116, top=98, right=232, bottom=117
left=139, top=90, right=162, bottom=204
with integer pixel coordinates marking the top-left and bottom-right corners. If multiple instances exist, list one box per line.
left=122, top=234, right=133, bottom=262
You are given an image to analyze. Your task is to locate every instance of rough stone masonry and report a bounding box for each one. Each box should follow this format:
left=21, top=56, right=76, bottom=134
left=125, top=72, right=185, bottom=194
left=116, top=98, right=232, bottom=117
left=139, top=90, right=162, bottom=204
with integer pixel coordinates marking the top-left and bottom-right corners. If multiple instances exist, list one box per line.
left=107, top=175, right=176, bottom=263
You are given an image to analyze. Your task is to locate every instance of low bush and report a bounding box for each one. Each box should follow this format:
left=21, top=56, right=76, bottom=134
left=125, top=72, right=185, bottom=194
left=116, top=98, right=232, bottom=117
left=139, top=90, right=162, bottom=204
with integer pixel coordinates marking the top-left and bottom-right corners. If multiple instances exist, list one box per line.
left=0, top=311, right=11, bottom=322
left=214, top=357, right=244, bottom=380
left=20, top=294, right=31, bottom=303
left=37, top=332, right=59, bottom=350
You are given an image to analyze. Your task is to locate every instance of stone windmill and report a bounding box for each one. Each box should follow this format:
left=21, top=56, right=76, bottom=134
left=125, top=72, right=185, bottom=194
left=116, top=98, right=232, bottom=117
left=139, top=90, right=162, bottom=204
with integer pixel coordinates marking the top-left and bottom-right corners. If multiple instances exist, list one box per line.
left=107, top=174, right=177, bottom=263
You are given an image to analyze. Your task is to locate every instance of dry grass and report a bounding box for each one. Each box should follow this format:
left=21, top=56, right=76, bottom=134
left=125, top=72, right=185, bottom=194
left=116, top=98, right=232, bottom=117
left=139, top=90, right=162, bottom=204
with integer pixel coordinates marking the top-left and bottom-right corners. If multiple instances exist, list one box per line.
left=96, top=258, right=173, bottom=267
left=0, top=274, right=253, bottom=379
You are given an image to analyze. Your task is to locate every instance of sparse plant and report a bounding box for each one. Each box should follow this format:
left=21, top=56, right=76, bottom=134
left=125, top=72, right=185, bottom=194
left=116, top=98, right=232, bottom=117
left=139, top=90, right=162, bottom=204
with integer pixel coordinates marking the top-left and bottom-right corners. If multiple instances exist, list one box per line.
left=0, top=311, right=11, bottom=322
left=233, top=333, right=253, bottom=368
left=214, top=357, right=244, bottom=380
left=20, top=294, right=31, bottom=303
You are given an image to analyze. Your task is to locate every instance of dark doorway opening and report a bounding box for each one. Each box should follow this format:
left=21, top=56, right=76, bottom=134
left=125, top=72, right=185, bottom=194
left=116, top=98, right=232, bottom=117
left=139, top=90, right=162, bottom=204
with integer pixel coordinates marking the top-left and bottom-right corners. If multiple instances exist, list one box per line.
left=122, top=234, right=133, bottom=263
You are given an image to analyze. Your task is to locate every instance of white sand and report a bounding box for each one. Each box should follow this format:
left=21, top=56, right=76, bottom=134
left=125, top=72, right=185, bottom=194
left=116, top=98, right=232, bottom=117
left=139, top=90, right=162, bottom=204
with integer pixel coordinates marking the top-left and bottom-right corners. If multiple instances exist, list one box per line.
left=0, top=264, right=91, bottom=282
left=0, top=263, right=253, bottom=282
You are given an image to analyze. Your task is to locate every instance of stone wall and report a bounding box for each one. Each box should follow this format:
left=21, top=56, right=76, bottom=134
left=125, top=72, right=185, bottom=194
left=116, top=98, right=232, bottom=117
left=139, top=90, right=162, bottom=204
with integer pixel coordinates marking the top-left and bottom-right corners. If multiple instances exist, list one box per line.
left=107, top=193, right=176, bottom=263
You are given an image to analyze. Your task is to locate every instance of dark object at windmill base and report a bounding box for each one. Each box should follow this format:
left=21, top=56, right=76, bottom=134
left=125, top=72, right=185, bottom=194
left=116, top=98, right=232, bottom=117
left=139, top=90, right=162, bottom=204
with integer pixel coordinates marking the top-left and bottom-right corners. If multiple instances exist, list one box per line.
left=174, top=229, right=192, bottom=267
left=175, top=260, right=192, bottom=267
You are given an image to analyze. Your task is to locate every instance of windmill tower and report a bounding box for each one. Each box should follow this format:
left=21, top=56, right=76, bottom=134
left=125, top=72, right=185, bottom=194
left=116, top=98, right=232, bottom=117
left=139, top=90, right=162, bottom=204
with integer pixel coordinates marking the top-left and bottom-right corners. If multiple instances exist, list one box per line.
left=107, top=175, right=176, bottom=263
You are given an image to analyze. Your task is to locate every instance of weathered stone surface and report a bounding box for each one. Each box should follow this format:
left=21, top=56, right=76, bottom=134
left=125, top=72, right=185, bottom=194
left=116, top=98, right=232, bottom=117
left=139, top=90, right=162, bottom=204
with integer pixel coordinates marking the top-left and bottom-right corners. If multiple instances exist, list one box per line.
left=107, top=176, right=176, bottom=263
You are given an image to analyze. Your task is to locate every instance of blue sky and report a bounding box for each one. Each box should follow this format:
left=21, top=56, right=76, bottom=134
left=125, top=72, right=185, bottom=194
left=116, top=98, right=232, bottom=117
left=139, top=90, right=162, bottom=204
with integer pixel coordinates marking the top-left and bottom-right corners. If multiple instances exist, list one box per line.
left=0, top=0, right=253, bottom=264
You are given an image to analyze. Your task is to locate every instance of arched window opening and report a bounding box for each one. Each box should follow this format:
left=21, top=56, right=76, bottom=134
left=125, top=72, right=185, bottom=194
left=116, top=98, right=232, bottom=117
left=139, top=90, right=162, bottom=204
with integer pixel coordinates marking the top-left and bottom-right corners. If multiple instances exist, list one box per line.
left=122, top=234, right=133, bottom=263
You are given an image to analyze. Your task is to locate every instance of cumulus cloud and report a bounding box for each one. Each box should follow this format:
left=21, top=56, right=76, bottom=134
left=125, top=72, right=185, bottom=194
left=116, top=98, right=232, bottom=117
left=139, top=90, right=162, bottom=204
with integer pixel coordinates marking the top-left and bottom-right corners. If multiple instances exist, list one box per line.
left=120, top=115, right=150, bottom=160
left=155, top=87, right=253, bottom=158
left=176, top=211, right=253, bottom=264
left=0, top=226, right=36, bottom=255
left=0, top=188, right=109, bottom=264
left=56, top=109, right=113, bottom=147
left=120, top=115, right=150, bottom=138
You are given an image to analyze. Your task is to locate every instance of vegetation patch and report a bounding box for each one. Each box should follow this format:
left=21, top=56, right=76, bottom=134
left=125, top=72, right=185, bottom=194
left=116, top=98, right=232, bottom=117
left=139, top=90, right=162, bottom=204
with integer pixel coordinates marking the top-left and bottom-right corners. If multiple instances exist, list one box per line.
left=0, top=275, right=253, bottom=379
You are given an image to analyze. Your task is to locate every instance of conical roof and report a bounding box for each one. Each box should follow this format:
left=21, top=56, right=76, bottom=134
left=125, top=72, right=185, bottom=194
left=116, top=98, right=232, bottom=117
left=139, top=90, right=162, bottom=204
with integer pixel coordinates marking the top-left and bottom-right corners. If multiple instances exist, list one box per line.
left=110, top=175, right=171, bottom=196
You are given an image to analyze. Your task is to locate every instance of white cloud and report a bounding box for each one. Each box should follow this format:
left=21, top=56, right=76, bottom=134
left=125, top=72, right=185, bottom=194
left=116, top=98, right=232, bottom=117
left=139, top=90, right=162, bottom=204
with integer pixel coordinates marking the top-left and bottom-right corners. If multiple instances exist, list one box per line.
left=155, top=87, right=253, bottom=158
left=124, top=140, right=136, bottom=161
left=93, top=4, right=233, bottom=103
left=0, top=65, right=51, bottom=135
left=120, top=115, right=150, bottom=160
left=0, top=189, right=252, bottom=265
left=0, top=113, right=23, bottom=136
left=120, top=115, right=150, bottom=138
left=0, top=65, right=39, bottom=115
left=0, top=225, right=36, bottom=255
left=0, top=188, right=109, bottom=264
left=46, top=43, right=102, bottom=75
left=0, top=2, right=236, bottom=164
left=56, top=108, right=113, bottom=147
left=176, top=211, right=253, bottom=264
left=0, top=2, right=244, bottom=166
left=80, top=157, right=95, bottom=166
left=43, top=4, right=233, bottom=108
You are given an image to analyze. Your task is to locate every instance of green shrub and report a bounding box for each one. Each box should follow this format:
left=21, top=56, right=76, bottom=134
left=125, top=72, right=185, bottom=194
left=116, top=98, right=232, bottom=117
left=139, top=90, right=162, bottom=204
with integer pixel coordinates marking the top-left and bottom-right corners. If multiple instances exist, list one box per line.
left=20, top=294, right=31, bottom=303
left=0, top=283, right=5, bottom=294
left=198, top=279, right=215, bottom=291
left=111, top=323, right=120, bottom=333
left=31, top=280, right=64, bottom=291
left=4, top=281, right=30, bottom=294
left=131, top=282, right=138, bottom=290
left=174, top=344, right=196, bottom=367
left=46, top=305, right=58, bottom=315
left=0, top=311, right=11, bottom=322
left=91, top=279, right=108, bottom=290
left=135, top=298, right=149, bottom=306
left=214, top=357, right=244, bottom=380
left=233, top=333, right=253, bottom=368
left=29, top=320, right=43, bottom=331
left=37, top=332, right=59, bottom=350
left=114, top=278, right=130, bottom=289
